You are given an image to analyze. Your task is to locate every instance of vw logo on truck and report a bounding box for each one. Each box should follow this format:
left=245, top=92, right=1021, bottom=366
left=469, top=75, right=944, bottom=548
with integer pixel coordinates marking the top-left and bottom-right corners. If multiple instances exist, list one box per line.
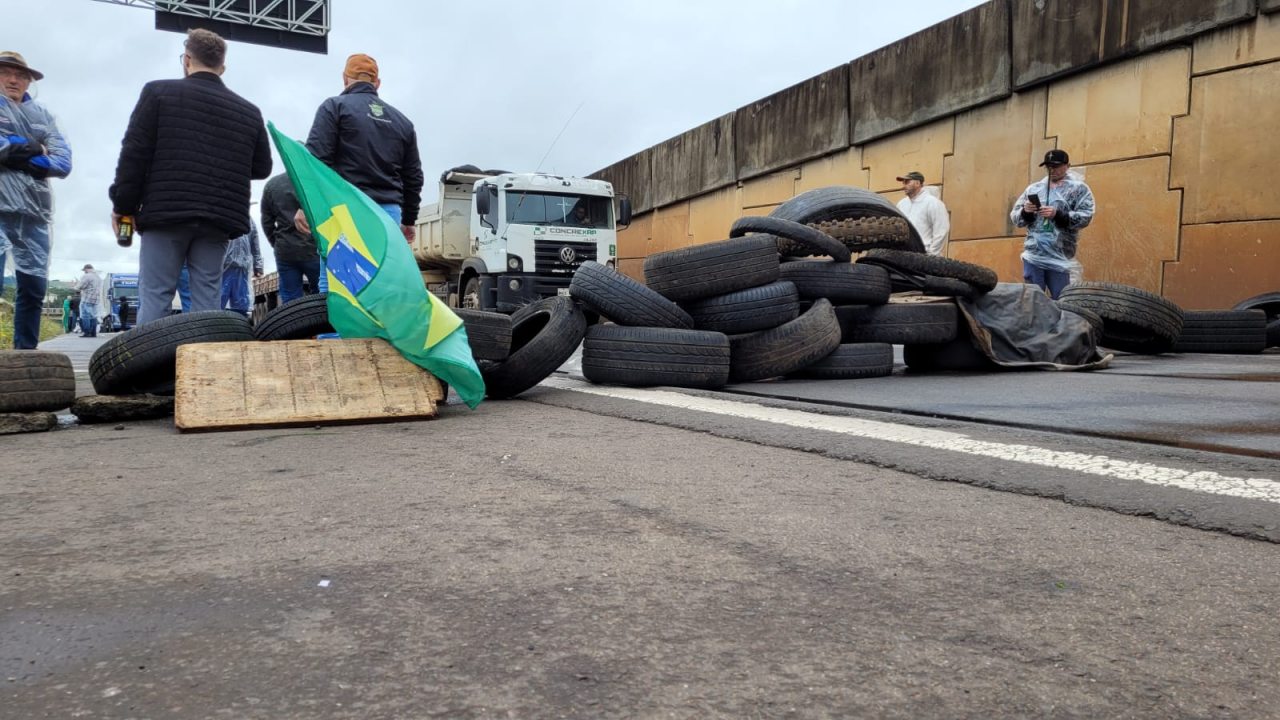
left=559, top=246, right=577, bottom=264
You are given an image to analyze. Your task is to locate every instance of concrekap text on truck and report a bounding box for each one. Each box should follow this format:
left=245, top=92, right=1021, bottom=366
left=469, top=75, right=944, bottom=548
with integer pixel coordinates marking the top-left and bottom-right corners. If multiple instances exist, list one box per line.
left=412, top=166, right=632, bottom=312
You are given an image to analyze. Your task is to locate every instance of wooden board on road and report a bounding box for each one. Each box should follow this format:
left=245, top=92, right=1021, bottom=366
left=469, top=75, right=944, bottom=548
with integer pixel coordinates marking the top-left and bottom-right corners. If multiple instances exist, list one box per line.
left=175, top=339, right=443, bottom=432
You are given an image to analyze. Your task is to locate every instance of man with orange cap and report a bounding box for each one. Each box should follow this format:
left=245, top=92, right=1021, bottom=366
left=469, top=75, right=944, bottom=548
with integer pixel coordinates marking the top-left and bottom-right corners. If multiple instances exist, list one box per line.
left=297, top=53, right=423, bottom=291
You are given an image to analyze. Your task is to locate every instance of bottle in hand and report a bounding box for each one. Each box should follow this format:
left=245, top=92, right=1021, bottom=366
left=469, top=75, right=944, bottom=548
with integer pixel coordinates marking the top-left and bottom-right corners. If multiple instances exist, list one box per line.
left=117, top=215, right=134, bottom=247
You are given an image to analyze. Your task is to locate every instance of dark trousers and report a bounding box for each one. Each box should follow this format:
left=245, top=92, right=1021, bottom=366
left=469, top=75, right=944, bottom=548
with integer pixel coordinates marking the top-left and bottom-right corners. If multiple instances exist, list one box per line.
left=1023, top=260, right=1071, bottom=300
left=277, top=258, right=321, bottom=304
left=0, top=268, right=47, bottom=349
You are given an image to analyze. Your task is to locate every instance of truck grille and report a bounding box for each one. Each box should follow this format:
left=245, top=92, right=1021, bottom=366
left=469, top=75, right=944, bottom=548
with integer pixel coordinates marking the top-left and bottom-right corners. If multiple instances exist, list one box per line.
left=534, top=240, right=597, bottom=274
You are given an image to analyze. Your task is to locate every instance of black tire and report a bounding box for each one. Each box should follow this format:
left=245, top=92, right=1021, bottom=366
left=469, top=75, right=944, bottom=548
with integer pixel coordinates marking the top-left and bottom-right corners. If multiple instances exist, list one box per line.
left=769, top=186, right=926, bottom=253
left=682, top=281, right=800, bottom=334
left=858, top=249, right=998, bottom=292
left=809, top=216, right=912, bottom=253
left=453, top=308, right=513, bottom=362
left=582, top=325, right=730, bottom=389
left=569, top=261, right=694, bottom=329
left=1059, top=304, right=1104, bottom=334
left=1232, top=291, right=1280, bottom=322
left=729, top=216, right=852, bottom=263
left=1172, top=310, right=1267, bottom=354
left=1267, top=319, right=1280, bottom=348
left=252, top=293, right=334, bottom=341
left=778, top=260, right=892, bottom=304
left=917, top=274, right=982, bottom=300
left=729, top=299, right=841, bottom=382
left=788, top=343, right=894, bottom=380
left=0, top=351, right=75, bottom=413
left=836, top=302, right=959, bottom=345
left=1058, top=282, right=1184, bottom=354
left=90, top=311, right=254, bottom=396
left=481, top=296, right=586, bottom=399
left=643, top=236, right=780, bottom=302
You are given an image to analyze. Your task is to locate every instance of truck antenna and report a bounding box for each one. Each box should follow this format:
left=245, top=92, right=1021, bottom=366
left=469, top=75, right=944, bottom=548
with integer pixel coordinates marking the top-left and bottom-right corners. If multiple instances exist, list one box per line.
left=535, top=101, right=585, bottom=173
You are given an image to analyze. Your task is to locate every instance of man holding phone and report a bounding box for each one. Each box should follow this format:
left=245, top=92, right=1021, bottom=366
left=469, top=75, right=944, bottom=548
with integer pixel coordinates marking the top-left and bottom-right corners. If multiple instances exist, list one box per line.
left=1010, top=149, right=1095, bottom=298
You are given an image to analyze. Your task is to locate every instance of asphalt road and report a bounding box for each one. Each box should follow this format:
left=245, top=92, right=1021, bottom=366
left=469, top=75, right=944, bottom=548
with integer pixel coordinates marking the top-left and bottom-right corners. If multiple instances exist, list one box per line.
left=3, top=341, right=1280, bottom=718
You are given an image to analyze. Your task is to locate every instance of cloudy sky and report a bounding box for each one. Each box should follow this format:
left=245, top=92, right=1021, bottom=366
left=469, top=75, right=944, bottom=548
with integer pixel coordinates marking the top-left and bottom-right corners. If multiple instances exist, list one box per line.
left=8, top=0, right=983, bottom=280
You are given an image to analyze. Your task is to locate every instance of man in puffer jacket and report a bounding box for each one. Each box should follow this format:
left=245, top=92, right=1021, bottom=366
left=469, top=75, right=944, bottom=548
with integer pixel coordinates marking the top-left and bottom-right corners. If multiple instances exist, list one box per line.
left=0, top=51, right=72, bottom=349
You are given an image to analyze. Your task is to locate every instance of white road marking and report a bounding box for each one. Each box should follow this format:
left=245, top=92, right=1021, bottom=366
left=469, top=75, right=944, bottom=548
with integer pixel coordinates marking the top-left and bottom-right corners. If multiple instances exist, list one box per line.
left=544, top=378, right=1280, bottom=504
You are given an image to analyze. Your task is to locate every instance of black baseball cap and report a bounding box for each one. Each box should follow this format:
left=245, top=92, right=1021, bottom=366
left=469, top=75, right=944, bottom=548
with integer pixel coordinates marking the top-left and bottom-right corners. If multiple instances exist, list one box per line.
left=896, top=171, right=925, bottom=182
left=1040, top=149, right=1070, bottom=167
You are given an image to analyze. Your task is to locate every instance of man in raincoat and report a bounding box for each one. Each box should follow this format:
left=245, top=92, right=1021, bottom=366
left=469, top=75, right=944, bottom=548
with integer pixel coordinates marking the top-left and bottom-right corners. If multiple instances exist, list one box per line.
left=0, top=51, right=72, bottom=349
left=1010, top=149, right=1094, bottom=299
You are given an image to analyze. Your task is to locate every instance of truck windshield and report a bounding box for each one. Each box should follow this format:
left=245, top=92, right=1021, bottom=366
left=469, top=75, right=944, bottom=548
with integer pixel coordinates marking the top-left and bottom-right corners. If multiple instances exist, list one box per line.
left=506, top=192, right=613, bottom=229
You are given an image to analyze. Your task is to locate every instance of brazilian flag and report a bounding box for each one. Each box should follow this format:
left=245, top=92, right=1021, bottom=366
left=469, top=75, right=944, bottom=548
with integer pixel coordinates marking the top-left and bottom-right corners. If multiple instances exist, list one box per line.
left=268, top=123, right=485, bottom=408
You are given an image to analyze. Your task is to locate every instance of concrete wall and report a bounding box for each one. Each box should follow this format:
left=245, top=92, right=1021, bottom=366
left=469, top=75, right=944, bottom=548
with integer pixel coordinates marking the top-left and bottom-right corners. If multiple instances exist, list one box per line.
left=595, top=0, right=1280, bottom=308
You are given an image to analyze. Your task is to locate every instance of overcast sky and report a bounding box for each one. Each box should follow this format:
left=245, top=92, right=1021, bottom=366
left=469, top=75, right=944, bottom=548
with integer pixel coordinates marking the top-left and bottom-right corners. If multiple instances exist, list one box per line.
left=7, top=0, right=984, bottom=280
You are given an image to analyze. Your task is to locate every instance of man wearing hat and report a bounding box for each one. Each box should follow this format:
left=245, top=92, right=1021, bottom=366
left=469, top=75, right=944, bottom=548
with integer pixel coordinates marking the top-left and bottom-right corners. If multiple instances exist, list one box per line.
left=895, top=171, right=950, bottom=255
left=0, top=51, right=72, bottom=349
left=1010, top=149, right=1095, bottom=299
left=74, top=264, right=102, bottom=338
left=296, top=53, right=423, bottom=291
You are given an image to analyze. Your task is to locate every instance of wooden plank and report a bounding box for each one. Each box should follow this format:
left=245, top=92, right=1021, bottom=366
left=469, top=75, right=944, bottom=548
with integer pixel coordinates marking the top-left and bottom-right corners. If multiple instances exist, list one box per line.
left=175, top=339, right=442, bottom=432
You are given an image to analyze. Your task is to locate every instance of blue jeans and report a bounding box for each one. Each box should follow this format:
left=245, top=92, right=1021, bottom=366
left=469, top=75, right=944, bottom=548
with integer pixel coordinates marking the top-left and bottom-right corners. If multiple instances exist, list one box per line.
left=221, top=268, right=251, bottom=316
left=80, top=302, right=100, bottom=337
left=177, top=264, right=192, bottom=313
left=1023, top=260, right=1070, bottom=300
left=318, top=203, right=401, bottom=294
left=278, top=258, right=321, bottom=304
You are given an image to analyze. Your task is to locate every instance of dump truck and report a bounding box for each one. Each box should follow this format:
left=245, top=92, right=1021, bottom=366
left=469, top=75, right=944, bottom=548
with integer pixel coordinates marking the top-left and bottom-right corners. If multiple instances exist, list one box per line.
left=413, top=167, right=631, bottom=312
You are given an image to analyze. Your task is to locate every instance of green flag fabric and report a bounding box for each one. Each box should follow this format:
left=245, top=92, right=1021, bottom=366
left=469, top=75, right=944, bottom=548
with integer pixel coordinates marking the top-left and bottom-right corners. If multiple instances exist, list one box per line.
left=268, top=122, right=485, bottom=408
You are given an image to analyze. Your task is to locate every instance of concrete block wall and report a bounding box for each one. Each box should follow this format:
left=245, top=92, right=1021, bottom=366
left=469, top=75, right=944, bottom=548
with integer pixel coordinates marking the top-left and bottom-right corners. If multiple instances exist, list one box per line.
left=594, top=0, right=1280, bottom=309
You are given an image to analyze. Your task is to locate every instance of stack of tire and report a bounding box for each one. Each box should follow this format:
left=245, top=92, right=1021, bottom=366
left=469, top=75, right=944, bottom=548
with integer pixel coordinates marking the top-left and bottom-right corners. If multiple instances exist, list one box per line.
left=1056, top=282, right=1272, bottom=355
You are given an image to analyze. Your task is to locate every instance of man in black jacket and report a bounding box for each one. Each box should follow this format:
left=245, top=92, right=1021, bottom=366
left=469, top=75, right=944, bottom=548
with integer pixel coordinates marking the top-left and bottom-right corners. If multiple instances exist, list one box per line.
left=110, top=29, right=272, bottom=325
left=296, top=53, right=423, bottom=292
left=260, top=173, right=319, bottom=304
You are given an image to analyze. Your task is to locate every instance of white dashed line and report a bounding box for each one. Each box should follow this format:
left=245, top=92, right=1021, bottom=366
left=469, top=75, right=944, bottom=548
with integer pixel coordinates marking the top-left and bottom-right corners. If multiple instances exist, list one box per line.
left=545, top=378, right=1280, bottom=504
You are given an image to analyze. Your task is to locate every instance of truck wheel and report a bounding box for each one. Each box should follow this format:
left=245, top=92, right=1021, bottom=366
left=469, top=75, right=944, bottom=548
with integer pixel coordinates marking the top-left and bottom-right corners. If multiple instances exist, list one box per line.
left=729, top=216, right=852, bottom=263
left=0, top=351, right=75, bottom=413
left=569, top=260, right=694, bottom=329
left=769, top=186, right=926, bottom=253
left=683, top=280, right=800, bottom=334
left=836, top=301, right=958, bottom=345
left=1172, top=310, right=1267, bottom=354
left=858, top=249, right=998, bottom=292
left=252, top=294, right=334, bottom=341
left=582, top=324, right=730, bottom=389
left=1058, top=282, right=1183, bottom=354
left=462, top=276, right=483, bottom=310
left=643, top=236, right=780, bottom=302
left=788, top=343, right=894, bottom=379
left=778, top=260, right=892, bottom=303
left=729, top=299, right=841, bottom=382
left=90, top=311, right=254, bottom=396
left=453, top=308, right=513, bottom=361
left=481, top=296, right=586, bottom=399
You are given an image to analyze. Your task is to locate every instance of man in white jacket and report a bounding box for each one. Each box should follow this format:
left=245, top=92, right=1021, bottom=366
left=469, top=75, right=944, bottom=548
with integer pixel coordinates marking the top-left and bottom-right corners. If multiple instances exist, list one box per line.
left=895, top=171, right=949, bottom=255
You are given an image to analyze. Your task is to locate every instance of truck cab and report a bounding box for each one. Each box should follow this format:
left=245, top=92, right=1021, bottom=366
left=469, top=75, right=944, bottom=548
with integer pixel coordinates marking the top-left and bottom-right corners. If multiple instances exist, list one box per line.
left=414, top=169, right=630, bottom=312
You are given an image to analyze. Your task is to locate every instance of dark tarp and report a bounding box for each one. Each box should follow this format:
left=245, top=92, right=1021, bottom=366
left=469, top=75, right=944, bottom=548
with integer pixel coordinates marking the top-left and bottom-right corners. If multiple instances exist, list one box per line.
left=957, top=283, right=1111, bottom=370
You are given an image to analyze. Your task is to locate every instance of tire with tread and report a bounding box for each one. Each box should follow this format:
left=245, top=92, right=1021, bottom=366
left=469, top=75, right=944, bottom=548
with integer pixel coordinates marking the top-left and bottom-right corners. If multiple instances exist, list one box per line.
left=769, top=186, right=926, bottom=253
left=0, top=351, right=75, bottom=412
left=1172, top=310, right=1267, bottom=354
left=683, top=281, right=799, bottom=335
left=729, top=216, right=851, bottom=263
left=481, top=296, right=586, bottom=398
left=453, top=308, right=513, bottom=361
left=569, top=261, right=693, bottom=329
left=858, top=249, right=998, bottom=292
left=582, top=324, right=730, bottom=389
left=643, top=236, right=780, bottom=302
left=253, top=293, right=334, bottom=341
left=1232, top=291, right=1280, bottom=322
left=778, top=260, right=891, bottom=304
left=1058, top=281, right=1183, bottom=354
left=836, top=302, right=958, bottom=345
left=729, top=299, right=841, bottom=382
left=788, top=343, right=894, bottom=379
left=90, top=311, right=254, bottom=395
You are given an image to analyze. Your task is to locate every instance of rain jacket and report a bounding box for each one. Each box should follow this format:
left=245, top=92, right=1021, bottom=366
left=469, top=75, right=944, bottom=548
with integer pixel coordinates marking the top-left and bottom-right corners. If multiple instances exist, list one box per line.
left=1010, top=172, right=1094, bottom=273
left=222, top=220, right=263, bottom=274
left=0, top=92, right=72, bottom=276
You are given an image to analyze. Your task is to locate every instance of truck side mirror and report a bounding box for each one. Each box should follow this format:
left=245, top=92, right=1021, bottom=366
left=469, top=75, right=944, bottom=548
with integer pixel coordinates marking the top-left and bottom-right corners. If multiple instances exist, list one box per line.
left=617, top=196, right=632, bottom=229
left=475, top=185, right=491, bottom=216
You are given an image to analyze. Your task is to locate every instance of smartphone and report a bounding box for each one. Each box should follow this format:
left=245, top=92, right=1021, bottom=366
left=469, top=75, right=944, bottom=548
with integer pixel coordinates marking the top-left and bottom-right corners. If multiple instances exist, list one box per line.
left=1028, top=193, right=1041, bottom=207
